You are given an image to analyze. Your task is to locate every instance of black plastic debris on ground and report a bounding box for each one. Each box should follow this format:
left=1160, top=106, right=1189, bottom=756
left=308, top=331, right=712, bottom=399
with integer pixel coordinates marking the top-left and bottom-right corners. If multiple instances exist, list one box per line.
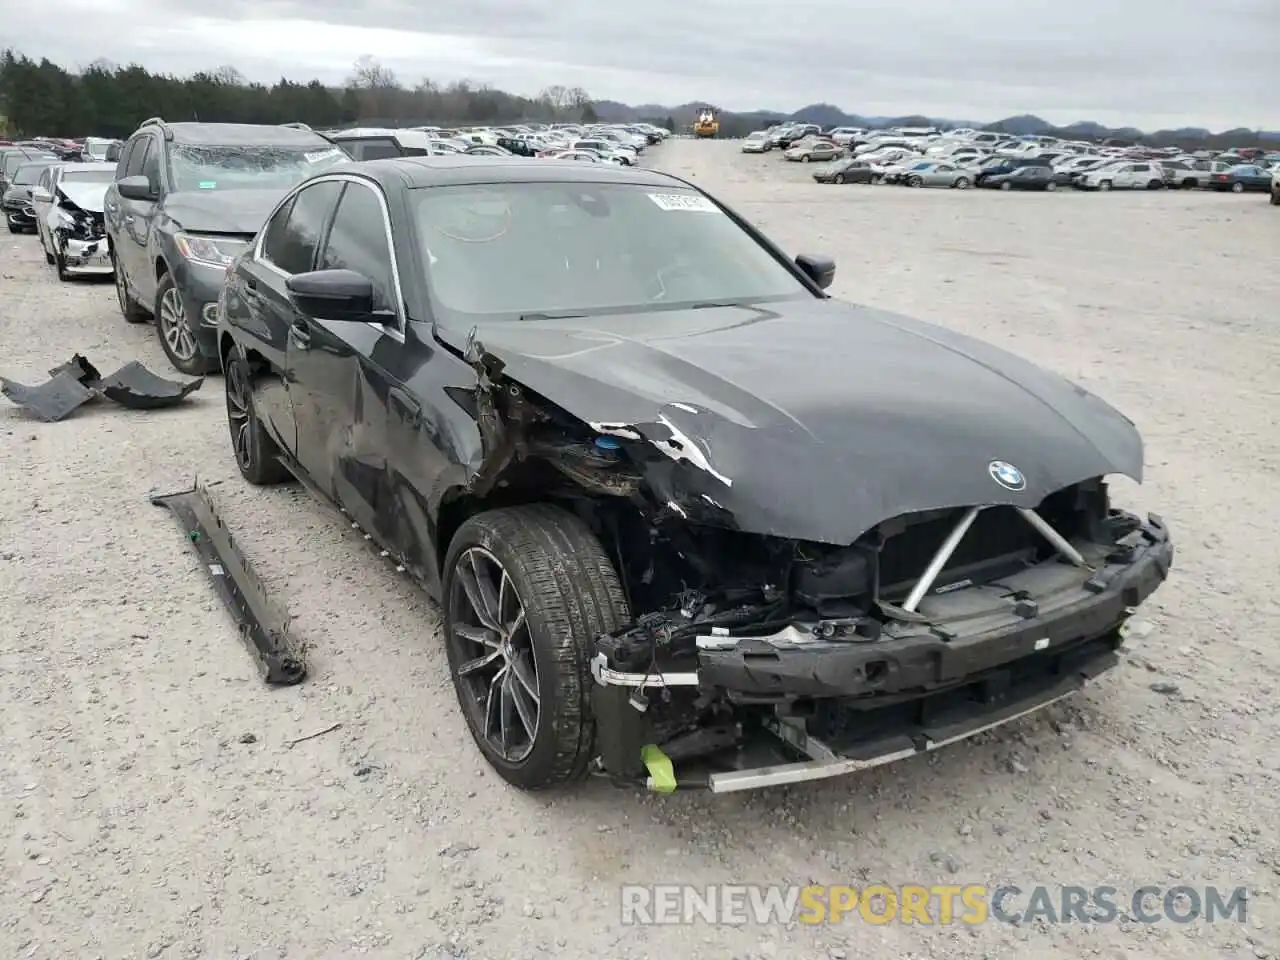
left=0, top=370, right=97, bottom=422
left=99, top=361, right=204, bottom=409
left=1, top=353, right=203, bottom=421
left=151, top=481, right=307, bottom=685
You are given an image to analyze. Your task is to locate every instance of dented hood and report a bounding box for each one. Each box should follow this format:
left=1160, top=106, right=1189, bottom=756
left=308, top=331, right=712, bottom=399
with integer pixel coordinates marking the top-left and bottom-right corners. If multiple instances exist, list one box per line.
left=436, top=299, right=1144, bottom=544
left=56, top=181, right=108, bottom=213
left=161, top=188, right=290, bottom=235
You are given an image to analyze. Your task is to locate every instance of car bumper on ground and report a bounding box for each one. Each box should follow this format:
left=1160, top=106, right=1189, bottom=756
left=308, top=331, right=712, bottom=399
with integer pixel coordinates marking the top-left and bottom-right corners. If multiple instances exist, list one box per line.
left=590, top=512, right=1173, bottom=792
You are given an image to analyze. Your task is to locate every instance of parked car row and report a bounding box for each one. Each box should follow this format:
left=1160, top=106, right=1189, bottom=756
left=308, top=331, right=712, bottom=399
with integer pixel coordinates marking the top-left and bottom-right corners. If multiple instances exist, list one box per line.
left=741, top=124, right=1279, bottom=199
left=3, top=117, right=670, bottom=376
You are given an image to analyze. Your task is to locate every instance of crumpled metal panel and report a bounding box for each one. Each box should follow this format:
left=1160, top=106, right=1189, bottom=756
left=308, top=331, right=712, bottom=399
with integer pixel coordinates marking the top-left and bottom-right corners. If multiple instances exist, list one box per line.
left=47, top=353, right=103, bottom=385
left=0, top=369, right=97, bottom=422
left=98, top=361, right=204, bottom=409
left=151, top=482, right=307, bottom=685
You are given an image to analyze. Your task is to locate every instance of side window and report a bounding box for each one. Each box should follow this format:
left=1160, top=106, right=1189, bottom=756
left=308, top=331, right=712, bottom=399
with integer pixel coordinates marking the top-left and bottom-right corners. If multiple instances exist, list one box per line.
left=115, top=137, right=140, bottom=179
left=1132, top=164, right=1148, bottom=172
left=318, top=182, right=397, bottom=318
left=261, top=180, right=343, bottom=275
left=351, top=138, right=401, bottom=161
left=258, top=196, right=296, bottom=265
left=140, top=141, right=162, bottom=192
left=125, top=138, right=151, bottom=178
left=38, top=168, right=51, bottom=190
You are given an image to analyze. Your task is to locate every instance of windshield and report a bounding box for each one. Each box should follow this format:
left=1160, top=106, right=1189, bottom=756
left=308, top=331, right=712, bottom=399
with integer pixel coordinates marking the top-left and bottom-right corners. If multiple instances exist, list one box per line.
left=166, top=143, right=349, bottom=192
left=14, top=164, right=51, bottom=185
left=5, top=153, right=51, bottom=176
left=62, top=168, right=115, bottom=185
left=412, top=181, right=813, bottom=322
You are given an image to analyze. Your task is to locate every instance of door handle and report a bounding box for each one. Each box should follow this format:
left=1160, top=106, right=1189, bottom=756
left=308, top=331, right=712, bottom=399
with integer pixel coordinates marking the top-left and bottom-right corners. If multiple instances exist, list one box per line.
left=388, top=386, right=421, bottom=426
left=289, top=321, right=312, bottom=349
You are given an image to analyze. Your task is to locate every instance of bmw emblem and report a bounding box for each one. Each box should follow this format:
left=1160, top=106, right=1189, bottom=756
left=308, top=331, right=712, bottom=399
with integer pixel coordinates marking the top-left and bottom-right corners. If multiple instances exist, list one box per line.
left=988, top=460, right=1026, bottom=491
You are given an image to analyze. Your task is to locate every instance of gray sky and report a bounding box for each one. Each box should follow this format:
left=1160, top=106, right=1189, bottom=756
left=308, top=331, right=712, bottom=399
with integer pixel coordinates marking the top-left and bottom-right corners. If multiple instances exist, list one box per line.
left=3, top=0, right=1275, bottom=131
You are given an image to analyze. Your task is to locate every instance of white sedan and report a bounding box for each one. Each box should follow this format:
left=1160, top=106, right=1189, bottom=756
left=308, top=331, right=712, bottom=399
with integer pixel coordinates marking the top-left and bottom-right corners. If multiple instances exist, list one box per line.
left=30, top=162, right=115, bottom=280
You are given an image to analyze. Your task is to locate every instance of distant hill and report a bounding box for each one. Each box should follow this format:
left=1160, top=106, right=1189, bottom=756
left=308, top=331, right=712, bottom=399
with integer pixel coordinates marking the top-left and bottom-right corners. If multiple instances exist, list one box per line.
left=593, top=100, right=1279, bottom=145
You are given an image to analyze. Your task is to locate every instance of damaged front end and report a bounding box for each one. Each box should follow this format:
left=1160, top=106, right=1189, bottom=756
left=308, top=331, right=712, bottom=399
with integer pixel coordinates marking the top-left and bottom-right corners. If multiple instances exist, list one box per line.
left=454, top=342, right=1174, bottom=793
left=51, top=191, right=111, bottom=274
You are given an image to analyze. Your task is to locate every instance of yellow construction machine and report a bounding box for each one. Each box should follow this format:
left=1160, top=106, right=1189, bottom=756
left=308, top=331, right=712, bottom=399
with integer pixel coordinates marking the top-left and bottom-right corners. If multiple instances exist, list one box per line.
left=692, top=108, right=719, bottom=138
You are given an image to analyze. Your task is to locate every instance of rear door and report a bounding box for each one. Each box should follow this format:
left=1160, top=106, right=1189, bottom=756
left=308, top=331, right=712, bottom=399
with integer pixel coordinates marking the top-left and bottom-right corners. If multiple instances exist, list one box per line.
left=32, top=166, right=56, bottom=246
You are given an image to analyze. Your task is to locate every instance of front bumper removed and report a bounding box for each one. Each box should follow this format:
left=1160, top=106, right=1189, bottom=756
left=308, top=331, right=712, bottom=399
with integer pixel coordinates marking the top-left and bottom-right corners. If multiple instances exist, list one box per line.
left=590, top=512, right=1172, bottom=792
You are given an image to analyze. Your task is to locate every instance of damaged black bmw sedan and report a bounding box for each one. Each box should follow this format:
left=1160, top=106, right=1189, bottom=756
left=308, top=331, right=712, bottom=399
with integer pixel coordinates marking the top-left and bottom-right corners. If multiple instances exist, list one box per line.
left=216, top=157, right=1173, bottom=793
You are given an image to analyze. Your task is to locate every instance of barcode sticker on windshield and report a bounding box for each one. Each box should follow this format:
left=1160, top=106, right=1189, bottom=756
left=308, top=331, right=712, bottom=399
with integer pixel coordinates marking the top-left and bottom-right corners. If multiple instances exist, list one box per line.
left=648, top=193, right=717, bottom=212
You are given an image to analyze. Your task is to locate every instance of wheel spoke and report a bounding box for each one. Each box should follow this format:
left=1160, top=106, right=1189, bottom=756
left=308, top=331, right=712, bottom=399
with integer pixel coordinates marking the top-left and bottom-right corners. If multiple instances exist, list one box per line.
left=453, top=623, right=500, bottom=649
left=458, top=648, right=502, bottom=677
left=509, top=649, right=539, bottom=705
left=506, top=669, right=537, bottom=740
left=460, top=552, right=501, bottom=629
left=484, top=664, right=507, bottom=748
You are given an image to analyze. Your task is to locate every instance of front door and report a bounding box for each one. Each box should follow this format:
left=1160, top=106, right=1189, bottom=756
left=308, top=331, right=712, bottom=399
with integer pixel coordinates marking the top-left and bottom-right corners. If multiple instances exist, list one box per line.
left=248, top=178, right=346, bottom=487
left=111, top=135, right=159, bottom=304
left=289, top=178, right=404, bottom=536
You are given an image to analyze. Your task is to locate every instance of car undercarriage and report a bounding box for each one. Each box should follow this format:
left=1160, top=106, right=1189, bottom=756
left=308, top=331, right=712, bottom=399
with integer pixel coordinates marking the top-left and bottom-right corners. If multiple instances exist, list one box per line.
left=445, top=342, right=1175, bottom=792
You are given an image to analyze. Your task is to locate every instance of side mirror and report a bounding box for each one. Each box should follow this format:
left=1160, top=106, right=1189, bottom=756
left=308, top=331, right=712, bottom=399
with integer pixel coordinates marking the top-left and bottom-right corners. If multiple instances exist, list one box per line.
left=286, top=269, right=374, bottom=322
left=30, top=186, right=52, bottom=203
left=117, top=175, right=155, bottom=201
left=795, top=253, right=836, bottom=290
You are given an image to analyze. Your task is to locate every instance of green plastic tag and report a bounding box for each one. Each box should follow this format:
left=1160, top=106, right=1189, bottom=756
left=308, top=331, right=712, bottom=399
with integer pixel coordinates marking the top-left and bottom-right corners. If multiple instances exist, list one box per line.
left=641, top=744, right=676, bottom=794
left=198, top=181, right=217, bottom=189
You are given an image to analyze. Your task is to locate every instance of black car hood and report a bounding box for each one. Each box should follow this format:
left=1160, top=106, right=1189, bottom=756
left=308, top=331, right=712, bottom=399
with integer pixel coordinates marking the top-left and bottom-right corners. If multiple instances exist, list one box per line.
left=161, top=188, right=288, bottom=235
left=436, top=299, right=1144, bottom=545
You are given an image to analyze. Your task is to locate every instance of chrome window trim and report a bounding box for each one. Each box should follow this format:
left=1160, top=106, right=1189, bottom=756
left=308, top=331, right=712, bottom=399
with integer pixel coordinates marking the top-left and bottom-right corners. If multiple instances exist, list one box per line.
left=253, top=172, right=407, bottom=342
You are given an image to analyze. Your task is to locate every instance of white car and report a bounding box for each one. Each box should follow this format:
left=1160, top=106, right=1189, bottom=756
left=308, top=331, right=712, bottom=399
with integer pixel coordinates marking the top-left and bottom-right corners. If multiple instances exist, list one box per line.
left=741, top=131, right=772, bottom=153
left=571, top=140, right=631, bottom=165
left=30, top=162, right=115, bottom=280
left=1271, top=167, right=1280, bottom=206
left=1077, top=161, right=1166, bottom=191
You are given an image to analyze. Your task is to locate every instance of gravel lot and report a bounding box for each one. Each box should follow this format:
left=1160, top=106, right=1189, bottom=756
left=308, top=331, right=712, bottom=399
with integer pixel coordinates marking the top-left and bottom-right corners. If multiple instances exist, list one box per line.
left=2, top=139, right=1278, bottom=960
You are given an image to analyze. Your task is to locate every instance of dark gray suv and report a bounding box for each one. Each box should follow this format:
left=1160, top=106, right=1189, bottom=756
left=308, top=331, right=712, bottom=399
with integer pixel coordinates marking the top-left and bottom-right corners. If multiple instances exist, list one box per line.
left=104, top=118, right=349, bottom=374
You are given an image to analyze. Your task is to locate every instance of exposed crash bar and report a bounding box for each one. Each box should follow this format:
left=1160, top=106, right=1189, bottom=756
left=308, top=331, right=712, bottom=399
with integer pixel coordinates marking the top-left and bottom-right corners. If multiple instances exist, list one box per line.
left=1017, top=507, right=1090, bottom=568
left=591, top=653, right=699, bottom=688
left=705, top=689, right=1078, bottom=793
left=902, top=505, right=983, bottom=612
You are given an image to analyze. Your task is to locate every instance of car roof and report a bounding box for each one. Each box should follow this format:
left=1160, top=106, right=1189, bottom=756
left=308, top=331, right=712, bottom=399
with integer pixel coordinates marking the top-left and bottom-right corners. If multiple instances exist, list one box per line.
left=348, top=156, right=685, bottom=190
left=163, top=122, right=328, bottom=146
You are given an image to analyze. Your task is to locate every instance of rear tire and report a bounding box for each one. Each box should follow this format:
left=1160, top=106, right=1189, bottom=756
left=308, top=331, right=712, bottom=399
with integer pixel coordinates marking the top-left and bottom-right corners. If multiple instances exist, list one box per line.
left=1045, top=180, right=1057, bottom=191
left=1099, top=180, right=1112, bottom=191
left=1231, top=181, right=1244, bottom=193
left=954, top=177, right=971, bottom=189
left=443, top=505, right=630, bottom=790
left=1000, top=181, right=1012, bottom=191
left=833, top=173, right=846, bottom=184
left=113, top=250, right=149, bottom=323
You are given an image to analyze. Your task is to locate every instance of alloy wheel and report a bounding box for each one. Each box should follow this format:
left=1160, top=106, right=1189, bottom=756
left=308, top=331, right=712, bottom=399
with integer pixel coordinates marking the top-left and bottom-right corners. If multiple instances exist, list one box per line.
left=225, top=359, right=254, bottom=471
left=450, top=547, right=540, bottom=762
left=159, top=286, right=197, bottom=362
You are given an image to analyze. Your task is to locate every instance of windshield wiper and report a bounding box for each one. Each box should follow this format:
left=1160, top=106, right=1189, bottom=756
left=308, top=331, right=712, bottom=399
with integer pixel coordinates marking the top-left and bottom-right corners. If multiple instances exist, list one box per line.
left=517, top=312, right=587, bottom=322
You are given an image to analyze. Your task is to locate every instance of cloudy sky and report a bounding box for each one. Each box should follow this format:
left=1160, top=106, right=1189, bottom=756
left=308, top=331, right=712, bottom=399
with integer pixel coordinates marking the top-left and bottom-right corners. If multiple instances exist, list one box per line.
left=3, top=0, right=1275, bottom=131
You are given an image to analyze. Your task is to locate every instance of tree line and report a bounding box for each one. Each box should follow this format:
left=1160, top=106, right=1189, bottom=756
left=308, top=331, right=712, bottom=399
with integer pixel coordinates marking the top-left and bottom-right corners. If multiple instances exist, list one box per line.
left=0, top=50, right=601, bottom=138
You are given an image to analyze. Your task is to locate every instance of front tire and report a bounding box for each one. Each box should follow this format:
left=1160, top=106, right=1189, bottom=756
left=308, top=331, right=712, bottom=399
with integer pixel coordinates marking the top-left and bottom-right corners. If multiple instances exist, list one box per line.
left=1231, top=181, right=1244, bottom=193
left=224, top=346, right=292, bottom=486
left=1099, top=180, right=1112, bottom=191
left=1045, top=180, right=1057, bottom=191
left=954, top=177, right=971, bottom=189
left=1000, top=180, right=1012, bottom=190
left=5, top=219, right=18, bottom=234
left=443, top=505, right=630, bottom=790
left=156, top=273, right=215, bottom=376
left=907, top=176, right=923, bottom=187
left=833, top=173, right=846, bottom=184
